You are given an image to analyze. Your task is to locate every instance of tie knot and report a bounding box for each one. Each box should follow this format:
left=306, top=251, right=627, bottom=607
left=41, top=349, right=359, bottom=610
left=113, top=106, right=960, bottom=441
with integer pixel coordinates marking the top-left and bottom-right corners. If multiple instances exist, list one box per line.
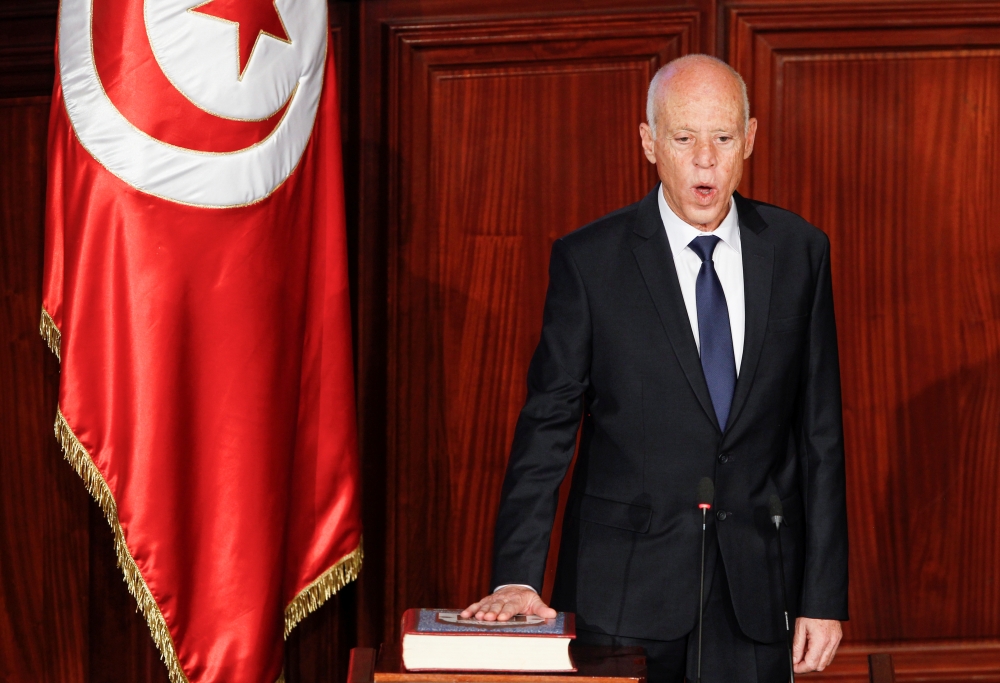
left=688, top=235, right=722, bottom=263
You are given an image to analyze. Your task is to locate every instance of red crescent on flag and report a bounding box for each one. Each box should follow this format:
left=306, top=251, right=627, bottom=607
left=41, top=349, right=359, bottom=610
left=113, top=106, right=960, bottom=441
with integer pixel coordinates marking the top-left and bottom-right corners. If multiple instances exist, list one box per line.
left=92, top=0, right=289, bottom=154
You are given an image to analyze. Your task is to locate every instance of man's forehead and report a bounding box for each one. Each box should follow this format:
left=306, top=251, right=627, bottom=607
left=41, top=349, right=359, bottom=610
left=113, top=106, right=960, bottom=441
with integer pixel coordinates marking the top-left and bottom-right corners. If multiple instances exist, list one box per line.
left=659, top=59, right=742, bottom=97
left=661, top=82, right=742, bottom=109
left=661, top=106, right=743, bottom=131
left=658, top=87, right=743, bottom=127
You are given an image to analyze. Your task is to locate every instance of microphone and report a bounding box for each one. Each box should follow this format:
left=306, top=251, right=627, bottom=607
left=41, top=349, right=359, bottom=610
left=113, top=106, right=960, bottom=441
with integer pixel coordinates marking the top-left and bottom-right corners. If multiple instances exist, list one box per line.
left=696, top=477, right=714, bottom=683
left=769, top=494, right=795, bottom=683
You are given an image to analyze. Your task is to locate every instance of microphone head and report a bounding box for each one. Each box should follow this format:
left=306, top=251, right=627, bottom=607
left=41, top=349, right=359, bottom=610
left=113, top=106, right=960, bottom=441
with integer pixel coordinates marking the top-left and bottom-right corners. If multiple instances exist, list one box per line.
left=768, top=493, right=784, bottom=527
left=768, top=494, right=783, bottom=519
left=697, top=477, right=714, bottom=509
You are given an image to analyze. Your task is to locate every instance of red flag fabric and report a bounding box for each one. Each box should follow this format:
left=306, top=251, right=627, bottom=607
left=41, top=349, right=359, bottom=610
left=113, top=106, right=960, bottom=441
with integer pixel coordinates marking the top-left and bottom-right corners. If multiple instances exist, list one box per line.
left=40, top=0, right=362, bottom=680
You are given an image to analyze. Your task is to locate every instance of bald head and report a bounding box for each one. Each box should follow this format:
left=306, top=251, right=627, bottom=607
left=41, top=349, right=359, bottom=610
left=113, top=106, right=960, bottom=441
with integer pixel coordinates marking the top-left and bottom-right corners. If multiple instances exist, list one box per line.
left=646, top=55, right=750, bottom=139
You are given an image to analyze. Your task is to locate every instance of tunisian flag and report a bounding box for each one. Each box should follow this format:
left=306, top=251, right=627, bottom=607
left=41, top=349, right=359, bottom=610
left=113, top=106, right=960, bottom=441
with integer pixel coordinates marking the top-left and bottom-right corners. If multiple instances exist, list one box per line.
left=40, top=0, right=361, bottom=680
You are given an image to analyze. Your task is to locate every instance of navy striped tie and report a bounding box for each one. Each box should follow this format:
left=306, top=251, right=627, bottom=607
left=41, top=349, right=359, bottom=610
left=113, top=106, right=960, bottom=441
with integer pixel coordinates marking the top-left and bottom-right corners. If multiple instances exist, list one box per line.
left=688, top=235, right=736, bottom=430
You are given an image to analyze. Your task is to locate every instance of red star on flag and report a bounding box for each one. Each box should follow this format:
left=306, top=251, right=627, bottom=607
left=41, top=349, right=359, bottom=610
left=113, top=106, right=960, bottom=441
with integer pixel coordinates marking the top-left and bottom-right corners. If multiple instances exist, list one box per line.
left=191, top=0, right=291, bottom=78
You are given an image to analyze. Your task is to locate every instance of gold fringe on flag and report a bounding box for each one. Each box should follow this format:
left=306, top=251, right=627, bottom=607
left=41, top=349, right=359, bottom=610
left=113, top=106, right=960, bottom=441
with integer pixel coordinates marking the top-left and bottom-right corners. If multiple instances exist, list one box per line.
left=284, top=540, right=363, bottom=638
left=40, top=308, right=61, bottom=361
left=54, top=408, right=190, bottom=683
left=44, top=314, right=359, bottom=679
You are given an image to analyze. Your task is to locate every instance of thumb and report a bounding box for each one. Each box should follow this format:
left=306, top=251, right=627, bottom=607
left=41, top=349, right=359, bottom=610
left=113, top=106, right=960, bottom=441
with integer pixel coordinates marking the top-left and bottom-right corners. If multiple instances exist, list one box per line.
left=526, top=596, right=558, bottom=619
left=792, top=618, right=807, bottom=664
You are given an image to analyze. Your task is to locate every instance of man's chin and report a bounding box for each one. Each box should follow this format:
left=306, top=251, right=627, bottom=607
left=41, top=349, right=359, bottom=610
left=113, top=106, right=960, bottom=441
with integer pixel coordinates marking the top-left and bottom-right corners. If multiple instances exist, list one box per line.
left=679, top=204, right=728, bottom=230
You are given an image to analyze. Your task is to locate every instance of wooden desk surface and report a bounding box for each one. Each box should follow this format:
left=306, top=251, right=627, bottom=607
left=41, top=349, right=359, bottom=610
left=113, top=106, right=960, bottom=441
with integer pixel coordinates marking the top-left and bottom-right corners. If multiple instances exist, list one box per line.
left=348, top=643, right=647, bottom=683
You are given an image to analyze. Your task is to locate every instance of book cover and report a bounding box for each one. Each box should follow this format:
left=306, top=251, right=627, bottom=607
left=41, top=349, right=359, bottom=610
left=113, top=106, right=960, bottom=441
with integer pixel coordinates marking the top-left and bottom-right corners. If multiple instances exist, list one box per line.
left=401, top=609, right=576, bottom=638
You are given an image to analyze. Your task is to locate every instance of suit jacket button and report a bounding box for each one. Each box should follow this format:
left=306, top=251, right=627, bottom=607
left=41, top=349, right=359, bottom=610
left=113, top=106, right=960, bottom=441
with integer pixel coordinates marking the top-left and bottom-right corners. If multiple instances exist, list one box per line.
left=716, top=510, right=728, bottom=521
left=718, top=453, right=730, bottom=464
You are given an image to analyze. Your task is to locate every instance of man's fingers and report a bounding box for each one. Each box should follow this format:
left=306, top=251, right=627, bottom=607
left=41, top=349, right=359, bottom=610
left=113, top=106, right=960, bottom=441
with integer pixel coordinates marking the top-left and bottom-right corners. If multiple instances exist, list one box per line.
left=803, top=630, right=836, bottom=672
left=792, top=619, right=807, bottom=664
left=805, top=627, right=827, bottom=671
left=459, top=588, right=556, bottom=622
left=523, top=595, right=557, bottom=618
left=535, top=604, right=558, bottom=618
left=818, top=635, right=841, bottom=670
left=496, top=601, right=520, bottom=622
left=484, top=600, right=507, bottom=620
left=460, top=601, right=484, bottom=619
left=791, top=619, right=844, bottom=673
left=803, top=636, right=824, bottom=671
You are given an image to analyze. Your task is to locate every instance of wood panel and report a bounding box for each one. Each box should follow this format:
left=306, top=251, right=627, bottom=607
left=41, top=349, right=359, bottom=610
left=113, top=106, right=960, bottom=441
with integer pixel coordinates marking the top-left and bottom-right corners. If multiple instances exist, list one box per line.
left=0, top=0, right=57, bottom=98
left=0, top=96, right=90, bottom=683
left=811, top=639, right=1000, bottom=682
left=87, top=503, right=170, bottom=683
left=370, top=7, right=698, bottom=643
left=728, top=1, right=1000, bottom=679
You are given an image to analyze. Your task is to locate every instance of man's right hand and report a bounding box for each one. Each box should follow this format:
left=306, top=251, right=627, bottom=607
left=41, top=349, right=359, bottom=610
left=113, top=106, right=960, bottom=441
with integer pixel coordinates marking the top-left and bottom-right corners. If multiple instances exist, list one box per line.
left=460, top=586, right=558, bottom=622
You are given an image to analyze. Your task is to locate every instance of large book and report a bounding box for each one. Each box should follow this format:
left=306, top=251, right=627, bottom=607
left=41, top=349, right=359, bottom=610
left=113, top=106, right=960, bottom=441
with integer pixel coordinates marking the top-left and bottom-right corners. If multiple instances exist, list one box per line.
left=400, top=609, right=577, bottom=672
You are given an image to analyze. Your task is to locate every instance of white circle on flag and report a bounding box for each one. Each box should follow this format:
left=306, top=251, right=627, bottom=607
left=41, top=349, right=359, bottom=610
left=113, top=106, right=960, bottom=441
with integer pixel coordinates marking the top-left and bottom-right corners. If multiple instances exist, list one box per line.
left=145, top=0, right=309, bottom=120
left=58, top=0, right=327, bottom=208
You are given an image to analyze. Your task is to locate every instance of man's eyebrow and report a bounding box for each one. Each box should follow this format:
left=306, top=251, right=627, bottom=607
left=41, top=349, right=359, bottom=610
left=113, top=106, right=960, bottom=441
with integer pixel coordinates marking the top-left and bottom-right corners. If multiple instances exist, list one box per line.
left=668, top=127, right=739, bottom=134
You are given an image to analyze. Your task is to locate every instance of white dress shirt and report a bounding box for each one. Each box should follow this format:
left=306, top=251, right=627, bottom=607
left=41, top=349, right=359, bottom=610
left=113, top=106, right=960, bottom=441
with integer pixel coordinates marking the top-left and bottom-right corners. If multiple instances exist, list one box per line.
left=657, top=185, right=745, bottom=375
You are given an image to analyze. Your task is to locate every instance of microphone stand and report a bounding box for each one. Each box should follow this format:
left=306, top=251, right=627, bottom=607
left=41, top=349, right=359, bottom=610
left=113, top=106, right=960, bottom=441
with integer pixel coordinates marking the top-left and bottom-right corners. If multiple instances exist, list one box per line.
left=770, top=499, right=795, bottom=683
left=697, top=502, right=709, bottom=683
left=695, top=477, right=714, bottom=683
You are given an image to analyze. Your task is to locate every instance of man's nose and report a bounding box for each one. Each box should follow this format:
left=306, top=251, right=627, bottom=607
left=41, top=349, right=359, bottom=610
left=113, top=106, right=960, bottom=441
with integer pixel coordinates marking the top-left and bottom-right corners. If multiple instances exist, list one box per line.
left=693, top=140, right=716, bottom=168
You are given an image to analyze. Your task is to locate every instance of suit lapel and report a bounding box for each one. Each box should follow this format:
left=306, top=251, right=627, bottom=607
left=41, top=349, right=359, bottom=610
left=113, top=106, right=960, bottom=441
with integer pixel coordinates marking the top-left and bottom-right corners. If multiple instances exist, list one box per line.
left=726, top=192, right=773, bottom=434
left=632, top=188, right=721, bottom=433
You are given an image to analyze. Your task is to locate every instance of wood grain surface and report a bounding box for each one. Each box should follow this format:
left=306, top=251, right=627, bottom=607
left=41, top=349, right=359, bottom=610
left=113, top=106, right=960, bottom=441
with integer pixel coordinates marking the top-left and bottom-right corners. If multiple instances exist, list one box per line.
left=730, top=0, right=1000, bottom=641
left=729, top=1, right=1000, bottom=679
left=868, top=654, right=897, bottom=683
left=809, top=639, right=1000, bottom=682
left=0, top=96, right=90, bottom=683
left=0, top=0, right=57, bottom=98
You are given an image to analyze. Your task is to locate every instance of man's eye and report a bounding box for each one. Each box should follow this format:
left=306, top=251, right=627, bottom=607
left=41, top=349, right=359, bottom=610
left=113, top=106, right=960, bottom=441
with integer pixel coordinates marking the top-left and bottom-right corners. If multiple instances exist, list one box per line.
left=676, top=137, right=691, bottom=143
left=718, top=137, right=732, bottom=143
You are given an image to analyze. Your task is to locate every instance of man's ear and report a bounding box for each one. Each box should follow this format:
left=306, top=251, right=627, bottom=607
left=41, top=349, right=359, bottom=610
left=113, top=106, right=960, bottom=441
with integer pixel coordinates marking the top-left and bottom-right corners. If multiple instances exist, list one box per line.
left=743, top=117, right=758, bottom=159
left=639, top=123, right=657, bottom=164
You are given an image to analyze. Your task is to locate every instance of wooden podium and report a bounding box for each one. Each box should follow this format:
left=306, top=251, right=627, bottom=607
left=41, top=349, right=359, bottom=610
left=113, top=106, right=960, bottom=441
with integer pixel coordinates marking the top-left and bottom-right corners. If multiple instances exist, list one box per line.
left=348, top=643, right=647, bottom=683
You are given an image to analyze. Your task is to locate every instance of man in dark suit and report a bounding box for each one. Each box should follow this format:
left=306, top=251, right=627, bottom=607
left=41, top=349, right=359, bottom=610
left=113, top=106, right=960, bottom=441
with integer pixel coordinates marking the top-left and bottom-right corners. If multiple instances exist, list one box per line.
left=461, top=54, right=848, bottom=683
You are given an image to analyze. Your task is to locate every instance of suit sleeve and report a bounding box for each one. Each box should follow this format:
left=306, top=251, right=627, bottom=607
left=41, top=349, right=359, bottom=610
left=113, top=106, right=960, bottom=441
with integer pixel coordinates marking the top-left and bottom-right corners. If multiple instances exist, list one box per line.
left=798, top=235, right=850, bottom=620
left=491, top=237, right=591, bottom=591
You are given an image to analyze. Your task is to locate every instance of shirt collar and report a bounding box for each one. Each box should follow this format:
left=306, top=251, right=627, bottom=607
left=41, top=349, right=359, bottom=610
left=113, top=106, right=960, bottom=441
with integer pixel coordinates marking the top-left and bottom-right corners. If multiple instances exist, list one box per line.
left=656, top=183, right=742, bottom=257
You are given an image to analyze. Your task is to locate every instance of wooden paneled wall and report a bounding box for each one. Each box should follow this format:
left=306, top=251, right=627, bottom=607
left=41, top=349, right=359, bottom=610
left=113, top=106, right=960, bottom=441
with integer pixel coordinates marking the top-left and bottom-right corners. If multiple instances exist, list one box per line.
left=725, top=2, right=1000, bottom=677
left=3, top=1, right=1000, bottom=682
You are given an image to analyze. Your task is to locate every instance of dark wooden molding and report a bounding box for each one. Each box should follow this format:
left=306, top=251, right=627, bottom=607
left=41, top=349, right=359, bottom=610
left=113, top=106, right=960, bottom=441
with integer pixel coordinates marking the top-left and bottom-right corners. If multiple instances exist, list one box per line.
left=727, top=0, right=1000, bottom=201
left=868, top=654, right=896, bottom=683
left=814, top=640, right=1000, bottom=682
left=729, top=0, right=1000, bottom=649
left=0, top=1, right=57, bottom=99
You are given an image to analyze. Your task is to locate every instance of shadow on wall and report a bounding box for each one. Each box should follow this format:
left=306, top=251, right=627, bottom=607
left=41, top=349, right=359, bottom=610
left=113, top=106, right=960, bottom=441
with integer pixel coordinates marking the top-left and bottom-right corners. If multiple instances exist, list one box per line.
left=875, top=349, right=1000, bottom=639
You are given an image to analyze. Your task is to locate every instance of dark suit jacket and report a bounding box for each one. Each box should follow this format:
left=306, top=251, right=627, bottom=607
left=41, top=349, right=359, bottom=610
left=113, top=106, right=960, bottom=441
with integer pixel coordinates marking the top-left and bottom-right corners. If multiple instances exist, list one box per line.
left=491, top=187, right=848, bottom=644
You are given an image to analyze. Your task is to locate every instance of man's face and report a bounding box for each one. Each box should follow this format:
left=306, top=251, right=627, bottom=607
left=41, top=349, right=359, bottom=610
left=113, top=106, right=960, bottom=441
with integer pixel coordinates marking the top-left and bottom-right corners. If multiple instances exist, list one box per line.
left=639, top=65, right=757, bottom=231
